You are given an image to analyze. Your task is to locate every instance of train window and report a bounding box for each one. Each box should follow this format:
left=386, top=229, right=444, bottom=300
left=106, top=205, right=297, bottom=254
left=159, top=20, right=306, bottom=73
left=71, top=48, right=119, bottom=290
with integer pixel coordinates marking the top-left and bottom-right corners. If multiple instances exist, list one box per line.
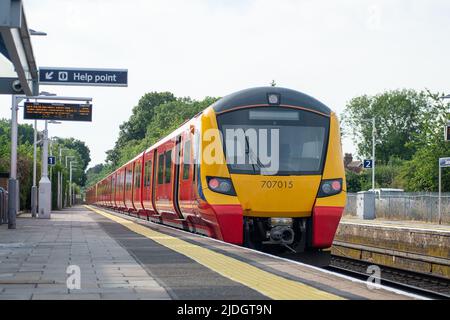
left=217, top=107, right=329, bottom=175
left=111, top=176, right=115, bottom=194
left=157, top=154, right=164, bottom=185
left=126, top=168, right=132, bottom=190
left=144, top=160, right=152, bottom=187
left=165, top=150, right=172, bottom=183
left=183, top=140, right=191, bottom=180
left=135, top=163, right=141, bottom=189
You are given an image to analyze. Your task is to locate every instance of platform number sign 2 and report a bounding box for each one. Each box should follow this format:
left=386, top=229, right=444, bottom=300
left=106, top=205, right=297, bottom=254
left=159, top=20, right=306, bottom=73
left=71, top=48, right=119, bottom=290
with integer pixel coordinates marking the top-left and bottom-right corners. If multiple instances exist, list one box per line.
left=364, top=159, right=373, bottom=169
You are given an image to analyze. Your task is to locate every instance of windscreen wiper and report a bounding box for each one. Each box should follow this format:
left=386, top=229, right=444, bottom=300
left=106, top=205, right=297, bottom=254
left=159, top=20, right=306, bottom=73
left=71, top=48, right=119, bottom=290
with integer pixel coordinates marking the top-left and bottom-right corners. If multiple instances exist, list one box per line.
left=245, top=136, right=264, bottom=173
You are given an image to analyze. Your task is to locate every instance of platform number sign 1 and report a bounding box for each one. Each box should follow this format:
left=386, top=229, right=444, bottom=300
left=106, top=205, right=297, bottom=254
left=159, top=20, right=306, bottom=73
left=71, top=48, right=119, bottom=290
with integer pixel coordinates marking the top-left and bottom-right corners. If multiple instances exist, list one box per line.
left=48, top=156, right=56, bottom=166
left=364, top=159, right=373, bottom=169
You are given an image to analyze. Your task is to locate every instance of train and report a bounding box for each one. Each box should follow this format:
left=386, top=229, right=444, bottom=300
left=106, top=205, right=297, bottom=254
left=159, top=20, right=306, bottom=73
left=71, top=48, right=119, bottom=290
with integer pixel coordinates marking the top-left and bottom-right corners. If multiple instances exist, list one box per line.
left=87, top=87, right=346, bottom=255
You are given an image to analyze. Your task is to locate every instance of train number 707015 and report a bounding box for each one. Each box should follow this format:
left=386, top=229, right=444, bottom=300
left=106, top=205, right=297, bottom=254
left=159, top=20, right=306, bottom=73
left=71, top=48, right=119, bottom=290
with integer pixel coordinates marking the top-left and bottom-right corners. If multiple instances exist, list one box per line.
left=261, top=181, right=294, bottom=189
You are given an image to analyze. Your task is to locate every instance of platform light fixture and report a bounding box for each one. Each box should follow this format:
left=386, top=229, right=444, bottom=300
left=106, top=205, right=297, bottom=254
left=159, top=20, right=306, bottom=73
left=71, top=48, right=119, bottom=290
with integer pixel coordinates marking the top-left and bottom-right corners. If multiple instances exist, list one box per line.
left=29, top=29, right=47, bottom=36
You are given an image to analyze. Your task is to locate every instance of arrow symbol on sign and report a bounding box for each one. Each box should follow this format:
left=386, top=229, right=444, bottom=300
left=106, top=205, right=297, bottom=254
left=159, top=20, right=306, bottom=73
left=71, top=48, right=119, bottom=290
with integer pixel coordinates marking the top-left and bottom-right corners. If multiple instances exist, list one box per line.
left=45, top=72, right=54, bottom=80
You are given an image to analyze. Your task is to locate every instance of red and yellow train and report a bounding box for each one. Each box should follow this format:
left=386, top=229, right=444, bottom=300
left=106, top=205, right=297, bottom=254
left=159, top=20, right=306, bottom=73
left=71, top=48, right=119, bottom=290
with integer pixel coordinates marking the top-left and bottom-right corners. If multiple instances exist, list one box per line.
left=87, top=87, right=346, bottom=253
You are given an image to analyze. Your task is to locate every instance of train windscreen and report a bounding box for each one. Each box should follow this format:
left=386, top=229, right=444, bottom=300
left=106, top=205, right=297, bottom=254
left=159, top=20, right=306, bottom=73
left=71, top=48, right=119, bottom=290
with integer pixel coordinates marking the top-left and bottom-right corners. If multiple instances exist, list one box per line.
left=216, top=107, right=329, bottom=175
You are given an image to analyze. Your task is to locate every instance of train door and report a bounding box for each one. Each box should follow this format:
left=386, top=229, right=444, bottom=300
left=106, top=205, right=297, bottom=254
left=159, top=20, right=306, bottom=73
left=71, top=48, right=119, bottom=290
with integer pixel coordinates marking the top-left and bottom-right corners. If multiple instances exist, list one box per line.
left=124, top=164, right=133, bottom=211
left=106, top=177, right=111, bottom=207
left=154, top=140, right=176, bottom=217
left=102, top=180, right=106, bottom=206
left=132, top=156, right=144, bottom=212
left=178, top=131, right=196, bottom=218
left=172, top=135, right=186, bottom=220
left=142, top=150, right=155, bottom=214
left=118, top=167, right=126, bottom=210
left=111, top=173, right=116, bottom=208
left=114, top=171, right=120, bottom=209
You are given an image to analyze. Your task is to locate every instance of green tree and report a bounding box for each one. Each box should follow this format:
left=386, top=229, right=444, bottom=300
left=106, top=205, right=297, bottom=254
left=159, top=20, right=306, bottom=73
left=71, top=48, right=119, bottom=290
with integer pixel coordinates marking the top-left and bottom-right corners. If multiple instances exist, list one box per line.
left=342, top=89, right=430, bottom=163
left=104, top=94, right=218, bottom=169
left=400, top=92, right=450, bottom=191
left=345, top=170, right=362, bottom=192
left=52, top=137, right=91, bottom=186
left=106, top=92, right=176, bottom=166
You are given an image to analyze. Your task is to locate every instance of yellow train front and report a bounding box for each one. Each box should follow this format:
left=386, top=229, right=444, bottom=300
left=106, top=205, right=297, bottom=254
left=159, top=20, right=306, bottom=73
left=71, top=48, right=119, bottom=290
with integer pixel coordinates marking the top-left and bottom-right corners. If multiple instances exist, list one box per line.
left=197, top=87, right=346, bottom=253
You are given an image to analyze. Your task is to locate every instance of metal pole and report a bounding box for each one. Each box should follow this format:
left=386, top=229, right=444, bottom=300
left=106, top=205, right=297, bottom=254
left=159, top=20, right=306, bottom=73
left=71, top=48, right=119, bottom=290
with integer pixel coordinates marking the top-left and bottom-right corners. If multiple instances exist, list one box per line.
left=65, top=156, right=75, bottom=208
left=49, top=139, right=53, bottom=180
left=42, top=121, right=48, bottom=177
left=439, top=165, right=442, bottom=225
left=57, top=147, right=62, bottom=209
left=372, top=118, right=376, bottom=192
left=8, top=95, right=18, bottom=229
left=69, top=161, right=72, bottom=207
left=38, top=120, right=51, bottom=218
left=31, top=119, right=38, bottom=217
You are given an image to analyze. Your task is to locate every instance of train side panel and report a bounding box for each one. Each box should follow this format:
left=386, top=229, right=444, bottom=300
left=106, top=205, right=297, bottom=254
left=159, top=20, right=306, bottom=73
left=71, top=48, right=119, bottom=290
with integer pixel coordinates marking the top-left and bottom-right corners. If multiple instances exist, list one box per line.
left=312, top=112, right=346, bottom=248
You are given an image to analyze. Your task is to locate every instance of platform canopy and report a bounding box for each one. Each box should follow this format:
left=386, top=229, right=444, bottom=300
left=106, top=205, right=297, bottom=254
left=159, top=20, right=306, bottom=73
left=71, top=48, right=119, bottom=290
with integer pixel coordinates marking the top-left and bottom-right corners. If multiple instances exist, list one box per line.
left=0, top=0, right=38, bottom=96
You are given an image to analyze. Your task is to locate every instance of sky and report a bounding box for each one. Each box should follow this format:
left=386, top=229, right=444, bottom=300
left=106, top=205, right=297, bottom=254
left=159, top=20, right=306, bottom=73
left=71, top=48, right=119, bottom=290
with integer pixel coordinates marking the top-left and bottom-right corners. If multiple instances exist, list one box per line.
left=1, top=0, right=449, bottom=167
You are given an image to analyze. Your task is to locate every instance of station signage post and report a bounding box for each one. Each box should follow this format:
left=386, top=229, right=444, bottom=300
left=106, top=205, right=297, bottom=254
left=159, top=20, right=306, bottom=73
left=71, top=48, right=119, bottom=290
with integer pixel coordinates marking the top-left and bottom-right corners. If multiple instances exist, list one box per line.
left=438, top=157, right=450, bottom=225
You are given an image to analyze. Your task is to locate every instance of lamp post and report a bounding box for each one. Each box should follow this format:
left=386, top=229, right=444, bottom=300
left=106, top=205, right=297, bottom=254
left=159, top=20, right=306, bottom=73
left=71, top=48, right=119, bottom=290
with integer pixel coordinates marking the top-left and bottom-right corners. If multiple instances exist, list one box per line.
left=58, top=147, right=68, bottom=210
left=361, top=118, right=377, bottom=191
left=69, top=161, right=78, bottom=207
left=439, top=95, right=450, bottom=225
left=65, top=156, right=75, bottom=207
left=8, top=95, right=26, bottom=228
left=371, top=118, right=376, bottom=192
left=31, top=119, right=38, bottom=217
left=48, top=135, right=60, bottom=210
left=37, top=120, right=51, bottom=219
left=31, top=92, right=56, bottom=217
left=37, top=122, right=61, bottom=219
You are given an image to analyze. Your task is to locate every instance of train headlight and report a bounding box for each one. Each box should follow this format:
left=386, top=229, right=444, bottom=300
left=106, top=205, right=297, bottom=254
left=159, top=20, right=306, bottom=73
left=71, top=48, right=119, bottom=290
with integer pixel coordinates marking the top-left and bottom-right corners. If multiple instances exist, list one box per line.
left=267, top=93, right=280, bottom=105
left=318, top=178, right=343, bottom=197
left=270, top=218, right=293, bottom=227
left=207, top=177, right=236, bottom=196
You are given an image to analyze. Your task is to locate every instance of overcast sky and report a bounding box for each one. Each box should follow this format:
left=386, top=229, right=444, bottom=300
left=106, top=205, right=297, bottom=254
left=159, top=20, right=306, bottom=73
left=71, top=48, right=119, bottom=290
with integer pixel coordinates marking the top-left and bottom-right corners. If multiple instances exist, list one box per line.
left=1, top=0, right=449, bottom=167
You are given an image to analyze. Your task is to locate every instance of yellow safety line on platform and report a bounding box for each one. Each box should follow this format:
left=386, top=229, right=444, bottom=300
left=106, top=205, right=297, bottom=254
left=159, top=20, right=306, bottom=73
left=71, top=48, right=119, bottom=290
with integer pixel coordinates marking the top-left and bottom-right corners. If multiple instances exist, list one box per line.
left=85, top=205, right=344, bottom=300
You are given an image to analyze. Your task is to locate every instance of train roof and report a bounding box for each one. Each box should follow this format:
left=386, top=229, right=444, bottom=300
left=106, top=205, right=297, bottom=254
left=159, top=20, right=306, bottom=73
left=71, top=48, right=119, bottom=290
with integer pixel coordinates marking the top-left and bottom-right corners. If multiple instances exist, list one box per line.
left=211, top=87, right=331, bottom=116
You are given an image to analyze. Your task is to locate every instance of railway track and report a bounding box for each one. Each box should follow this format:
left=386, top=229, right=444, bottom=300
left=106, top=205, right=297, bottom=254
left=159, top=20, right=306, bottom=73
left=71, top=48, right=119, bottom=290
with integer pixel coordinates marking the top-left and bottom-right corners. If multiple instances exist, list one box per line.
left=271, top=243, right=450, bottom=299
left=328, top=255, right=450, bottom=299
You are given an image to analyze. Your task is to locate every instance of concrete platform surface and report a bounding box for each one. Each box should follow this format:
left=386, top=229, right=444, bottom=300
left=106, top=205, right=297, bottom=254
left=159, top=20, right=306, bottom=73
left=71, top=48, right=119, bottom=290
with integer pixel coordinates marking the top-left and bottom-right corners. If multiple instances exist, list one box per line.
left=341, top=217, right=450, bottom=233
left=0, top=206, right=421, bottom=300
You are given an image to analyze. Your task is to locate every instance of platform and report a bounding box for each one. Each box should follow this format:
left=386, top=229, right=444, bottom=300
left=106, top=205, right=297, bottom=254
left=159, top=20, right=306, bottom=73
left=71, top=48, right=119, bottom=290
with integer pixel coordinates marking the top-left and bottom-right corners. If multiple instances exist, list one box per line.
left=0, top=206, right=420, bottom=300
left=334, top=217, right=450, bottom=279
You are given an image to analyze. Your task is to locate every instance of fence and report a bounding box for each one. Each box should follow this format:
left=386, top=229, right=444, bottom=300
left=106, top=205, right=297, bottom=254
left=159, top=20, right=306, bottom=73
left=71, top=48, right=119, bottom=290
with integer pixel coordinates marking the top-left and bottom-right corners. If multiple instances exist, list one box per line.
left=344, top=192, right=450, bottom=224
left=0, top=187, right=8, bottom=225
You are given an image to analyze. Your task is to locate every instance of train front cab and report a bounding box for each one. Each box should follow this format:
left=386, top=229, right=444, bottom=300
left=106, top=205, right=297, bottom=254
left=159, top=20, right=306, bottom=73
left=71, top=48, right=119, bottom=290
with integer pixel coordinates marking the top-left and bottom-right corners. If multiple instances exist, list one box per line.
left=197, top=88, right=346, bottom=253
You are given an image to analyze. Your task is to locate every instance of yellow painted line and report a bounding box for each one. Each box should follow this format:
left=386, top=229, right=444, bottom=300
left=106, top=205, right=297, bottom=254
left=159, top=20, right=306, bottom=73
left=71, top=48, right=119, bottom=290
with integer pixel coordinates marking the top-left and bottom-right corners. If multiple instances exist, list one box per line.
left=85, top=205, right=344, bottom=300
